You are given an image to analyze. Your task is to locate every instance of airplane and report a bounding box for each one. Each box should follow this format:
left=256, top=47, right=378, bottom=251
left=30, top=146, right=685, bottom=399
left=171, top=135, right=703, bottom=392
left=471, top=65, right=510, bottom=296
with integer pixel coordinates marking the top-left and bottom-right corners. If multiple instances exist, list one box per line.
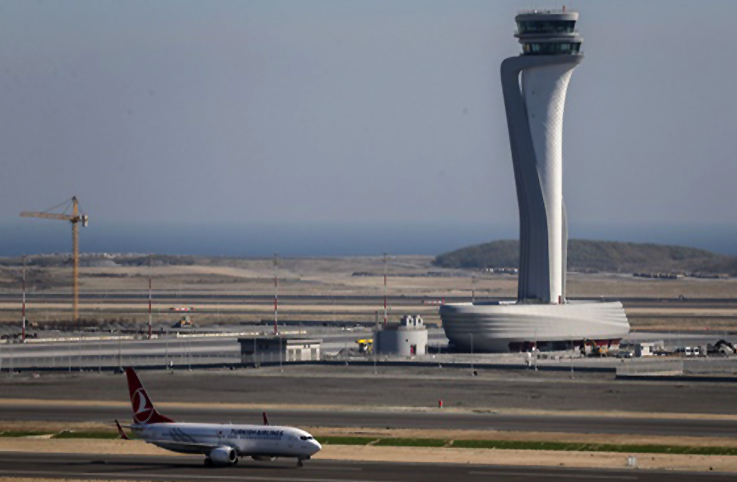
left=115, top=367, right=321, bottom=467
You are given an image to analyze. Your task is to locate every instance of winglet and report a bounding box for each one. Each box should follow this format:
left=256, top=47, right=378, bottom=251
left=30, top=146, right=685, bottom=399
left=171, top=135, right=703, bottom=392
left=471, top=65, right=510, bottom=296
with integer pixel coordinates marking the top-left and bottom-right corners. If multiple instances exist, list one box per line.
left=115, top=419, right=129, bottom=440
left=262, top=411, right=270, bottom=426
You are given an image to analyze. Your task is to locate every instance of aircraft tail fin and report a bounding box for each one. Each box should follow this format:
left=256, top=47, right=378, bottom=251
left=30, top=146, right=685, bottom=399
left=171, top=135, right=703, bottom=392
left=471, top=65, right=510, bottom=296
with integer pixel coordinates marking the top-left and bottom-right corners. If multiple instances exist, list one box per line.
left=124, top=367, right=175, bottom=424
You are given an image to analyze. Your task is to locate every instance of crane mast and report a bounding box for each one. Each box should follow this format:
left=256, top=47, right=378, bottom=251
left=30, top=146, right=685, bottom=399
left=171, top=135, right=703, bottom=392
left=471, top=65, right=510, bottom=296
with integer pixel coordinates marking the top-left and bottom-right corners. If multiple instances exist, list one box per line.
left=20, top=197, right=88, bottom=324
left=72, top=199, right=80, bottom=323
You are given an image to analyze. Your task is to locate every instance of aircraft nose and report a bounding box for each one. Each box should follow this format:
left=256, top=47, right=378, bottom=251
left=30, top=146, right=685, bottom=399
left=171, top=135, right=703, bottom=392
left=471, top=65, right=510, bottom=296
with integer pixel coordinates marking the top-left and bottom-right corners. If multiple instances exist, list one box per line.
left=311, top=440, right=322, bottom=455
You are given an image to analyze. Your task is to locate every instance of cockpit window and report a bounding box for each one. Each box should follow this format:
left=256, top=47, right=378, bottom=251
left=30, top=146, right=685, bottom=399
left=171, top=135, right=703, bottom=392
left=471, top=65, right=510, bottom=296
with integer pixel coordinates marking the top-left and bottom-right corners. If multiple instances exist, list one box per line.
left=300, top=435, right=314, bottom=440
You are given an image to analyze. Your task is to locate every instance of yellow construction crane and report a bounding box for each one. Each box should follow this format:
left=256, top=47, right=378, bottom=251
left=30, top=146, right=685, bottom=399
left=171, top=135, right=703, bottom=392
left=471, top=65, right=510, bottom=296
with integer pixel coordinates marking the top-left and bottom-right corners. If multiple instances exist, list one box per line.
left=20, top=197, right=89, bottom=323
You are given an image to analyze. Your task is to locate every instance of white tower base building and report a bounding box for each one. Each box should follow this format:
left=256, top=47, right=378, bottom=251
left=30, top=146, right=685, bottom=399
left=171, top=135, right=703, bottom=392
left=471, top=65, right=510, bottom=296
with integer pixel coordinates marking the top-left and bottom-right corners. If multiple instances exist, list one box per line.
left=441, top=301, right=629, bottom=353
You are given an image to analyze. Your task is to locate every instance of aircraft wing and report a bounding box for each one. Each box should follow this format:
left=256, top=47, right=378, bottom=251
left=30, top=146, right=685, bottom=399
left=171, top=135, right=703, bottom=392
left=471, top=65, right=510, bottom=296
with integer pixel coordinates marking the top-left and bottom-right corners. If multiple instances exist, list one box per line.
left=145, top=439, right=220, bottom=452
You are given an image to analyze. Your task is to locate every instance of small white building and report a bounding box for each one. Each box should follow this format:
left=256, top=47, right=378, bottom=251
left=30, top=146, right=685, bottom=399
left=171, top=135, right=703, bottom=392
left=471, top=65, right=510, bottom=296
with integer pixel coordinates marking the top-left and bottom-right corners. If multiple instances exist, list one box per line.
left=238, top=337, right=321, bottom=364
left=374, top=315, right=429, bottom=357
left=634, top=342, right=658, bottom=357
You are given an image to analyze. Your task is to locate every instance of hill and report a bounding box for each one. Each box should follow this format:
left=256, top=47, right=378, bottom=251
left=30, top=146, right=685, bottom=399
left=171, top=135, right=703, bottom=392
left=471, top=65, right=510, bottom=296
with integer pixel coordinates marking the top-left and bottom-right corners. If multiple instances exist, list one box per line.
left=433, top=240, right=737, bottom=276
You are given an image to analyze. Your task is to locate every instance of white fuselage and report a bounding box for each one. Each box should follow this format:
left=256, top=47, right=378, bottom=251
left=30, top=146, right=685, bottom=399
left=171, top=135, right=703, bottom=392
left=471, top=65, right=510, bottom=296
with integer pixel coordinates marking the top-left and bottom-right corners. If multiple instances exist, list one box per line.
left=132, top=422, right=321, bottom=459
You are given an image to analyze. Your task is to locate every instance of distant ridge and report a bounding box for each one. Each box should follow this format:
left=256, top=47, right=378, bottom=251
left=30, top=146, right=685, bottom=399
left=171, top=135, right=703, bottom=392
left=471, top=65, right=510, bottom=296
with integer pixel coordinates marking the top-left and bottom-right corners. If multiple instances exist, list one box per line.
left=433, top=240, right=737, bottom=276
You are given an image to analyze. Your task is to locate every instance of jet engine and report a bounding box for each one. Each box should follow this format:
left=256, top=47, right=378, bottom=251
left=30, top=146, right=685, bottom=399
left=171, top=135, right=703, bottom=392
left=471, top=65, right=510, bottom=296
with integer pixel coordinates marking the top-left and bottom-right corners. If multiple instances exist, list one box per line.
left=209, top=446, right=237, bottom=465
left=252, top=455, right=277, bottom=462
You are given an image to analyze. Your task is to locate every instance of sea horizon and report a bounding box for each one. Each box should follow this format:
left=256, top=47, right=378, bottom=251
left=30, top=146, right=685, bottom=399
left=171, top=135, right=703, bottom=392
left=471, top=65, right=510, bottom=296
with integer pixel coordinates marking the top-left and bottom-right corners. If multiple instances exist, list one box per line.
left=2, top=221, right=736, bottom=259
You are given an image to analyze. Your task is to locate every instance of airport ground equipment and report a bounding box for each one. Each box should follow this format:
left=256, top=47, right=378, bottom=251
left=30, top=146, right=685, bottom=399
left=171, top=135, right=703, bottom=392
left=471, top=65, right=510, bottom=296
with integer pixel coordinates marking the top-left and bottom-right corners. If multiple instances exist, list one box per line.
left=355, top=338, right=373, bottom=354
left=20, top=196, right=88, bottom=323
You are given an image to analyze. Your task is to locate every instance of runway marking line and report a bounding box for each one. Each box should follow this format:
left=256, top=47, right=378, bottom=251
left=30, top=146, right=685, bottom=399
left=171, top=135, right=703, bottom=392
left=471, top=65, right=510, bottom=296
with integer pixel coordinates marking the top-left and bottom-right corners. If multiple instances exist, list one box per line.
left=0, top=470, right=387, bottom=482
left=468, top=470, right=640, bottom=480
left=469, top=471, right=638, bottom=480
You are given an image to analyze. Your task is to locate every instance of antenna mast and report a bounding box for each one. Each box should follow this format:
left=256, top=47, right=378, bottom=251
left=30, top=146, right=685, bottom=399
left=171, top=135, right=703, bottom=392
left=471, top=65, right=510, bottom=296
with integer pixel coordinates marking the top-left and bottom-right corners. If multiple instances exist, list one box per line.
left=273, top=253, right=279, bottom=335
left=148, top=254, right=153, bottom=340
left=21, top=256, right=26, bottom=342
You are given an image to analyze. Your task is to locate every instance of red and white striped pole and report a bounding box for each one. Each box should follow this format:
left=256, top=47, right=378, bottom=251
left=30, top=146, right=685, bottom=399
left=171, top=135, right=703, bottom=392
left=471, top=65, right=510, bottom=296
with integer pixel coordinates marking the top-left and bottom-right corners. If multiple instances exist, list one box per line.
left=21, top=256, right=26, bottom=343
left=273, top=253, right=279, bottom=336
left=148, top=254, right=153, bottom=340
left=383, top=253, right=388, bottom=325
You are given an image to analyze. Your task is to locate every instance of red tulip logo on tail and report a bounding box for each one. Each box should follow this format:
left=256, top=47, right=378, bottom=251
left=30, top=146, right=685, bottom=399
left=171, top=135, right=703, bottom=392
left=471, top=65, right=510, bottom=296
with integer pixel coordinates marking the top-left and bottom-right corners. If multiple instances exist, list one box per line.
left=132, top=388, right=154, bottom=423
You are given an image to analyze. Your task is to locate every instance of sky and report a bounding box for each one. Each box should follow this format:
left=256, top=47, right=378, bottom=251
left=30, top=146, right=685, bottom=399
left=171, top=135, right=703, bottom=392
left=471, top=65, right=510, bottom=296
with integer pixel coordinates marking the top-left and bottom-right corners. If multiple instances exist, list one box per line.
left=1, top=0, right=736, bottom=256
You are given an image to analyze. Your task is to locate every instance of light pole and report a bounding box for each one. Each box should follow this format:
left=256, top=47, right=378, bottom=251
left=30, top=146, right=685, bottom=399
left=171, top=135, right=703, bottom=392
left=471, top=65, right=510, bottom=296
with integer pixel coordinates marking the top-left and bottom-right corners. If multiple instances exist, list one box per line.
left=21, top=256, right=26, bottom=343
left=569, top=324, right=575, bottom=380
left=373, top=343, right=377, bottom=375
left=273, top=253, right=279, bottom=336
left=147, top=254, right=153, bottom=340
left=383, top=253, right=388, bottom=325
left=471, top=274, right=476, bottom=304
left=470, top=333, right=474, bottom=376
left=279, top=335, right=283, bottom=372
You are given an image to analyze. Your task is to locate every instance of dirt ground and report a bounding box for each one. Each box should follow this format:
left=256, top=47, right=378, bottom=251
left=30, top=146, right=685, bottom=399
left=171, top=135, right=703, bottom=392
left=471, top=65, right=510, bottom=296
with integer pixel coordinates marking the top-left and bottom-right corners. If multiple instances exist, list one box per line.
left=1, top=259, right=736, bottom=329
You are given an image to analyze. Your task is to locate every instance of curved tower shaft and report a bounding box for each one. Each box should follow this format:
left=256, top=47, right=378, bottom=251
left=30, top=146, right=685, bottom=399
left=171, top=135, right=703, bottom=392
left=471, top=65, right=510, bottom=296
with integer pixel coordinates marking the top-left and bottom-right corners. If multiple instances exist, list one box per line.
left=501, top=10, right=582, bottom=304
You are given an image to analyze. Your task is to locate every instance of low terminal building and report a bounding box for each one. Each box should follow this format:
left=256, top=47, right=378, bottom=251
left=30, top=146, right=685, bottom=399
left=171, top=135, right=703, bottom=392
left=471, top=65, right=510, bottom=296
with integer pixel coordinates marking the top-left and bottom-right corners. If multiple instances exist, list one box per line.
left=374, top=315, right=428, bottom=356
left=238, top=336, right=322, bottom=364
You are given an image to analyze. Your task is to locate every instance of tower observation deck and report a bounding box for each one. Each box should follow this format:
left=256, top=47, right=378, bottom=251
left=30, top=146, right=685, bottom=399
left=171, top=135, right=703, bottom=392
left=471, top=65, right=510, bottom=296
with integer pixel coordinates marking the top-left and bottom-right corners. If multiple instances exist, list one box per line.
left=516, top=10, right=582, bottom=55
left=501, top=10, right=582, bottom=304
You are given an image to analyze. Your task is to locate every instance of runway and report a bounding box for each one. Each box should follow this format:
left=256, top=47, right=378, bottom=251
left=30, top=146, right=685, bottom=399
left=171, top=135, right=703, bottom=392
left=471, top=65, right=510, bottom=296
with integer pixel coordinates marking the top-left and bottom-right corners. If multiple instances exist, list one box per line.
left=0, top=452, right=731, bottom=482
left=3, top=403, right=737, bottom=438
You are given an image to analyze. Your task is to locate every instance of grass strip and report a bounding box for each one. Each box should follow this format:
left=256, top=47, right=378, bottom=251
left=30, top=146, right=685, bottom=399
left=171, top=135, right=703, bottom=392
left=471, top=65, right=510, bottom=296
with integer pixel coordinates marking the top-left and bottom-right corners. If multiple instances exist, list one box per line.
left=318, top=436, right=377, bottom=446
left=452, top=440, right=737, bottom=456
left=52, top=431, right=120, bottom=440
left=0, top=431, right=51, bottom=437
left=373, top=438, right=447, bottom=448
left=316, top=436, right=737, bottom=456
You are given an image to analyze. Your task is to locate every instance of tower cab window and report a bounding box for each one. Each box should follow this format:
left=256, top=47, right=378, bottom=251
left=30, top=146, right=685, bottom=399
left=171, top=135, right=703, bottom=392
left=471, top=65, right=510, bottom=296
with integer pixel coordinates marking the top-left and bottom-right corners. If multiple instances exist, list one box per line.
left=517, top=20, right=575, bottom=34
left=522, top=42, right=580, bottom=55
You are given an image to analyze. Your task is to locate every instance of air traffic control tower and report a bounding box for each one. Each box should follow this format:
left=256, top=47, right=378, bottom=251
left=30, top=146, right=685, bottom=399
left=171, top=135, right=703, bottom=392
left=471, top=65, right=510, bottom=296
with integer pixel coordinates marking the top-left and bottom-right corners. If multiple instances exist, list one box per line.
left=440, top=10, right=630, bottom=353
left=502, top=10, right=582, bottom=305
